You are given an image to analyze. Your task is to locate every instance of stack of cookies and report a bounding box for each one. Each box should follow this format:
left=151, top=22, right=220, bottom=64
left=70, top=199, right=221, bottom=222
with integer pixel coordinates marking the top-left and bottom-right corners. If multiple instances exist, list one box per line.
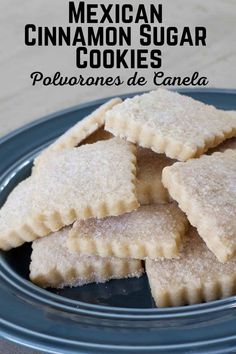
left=1, top=89, right=236, bottom=307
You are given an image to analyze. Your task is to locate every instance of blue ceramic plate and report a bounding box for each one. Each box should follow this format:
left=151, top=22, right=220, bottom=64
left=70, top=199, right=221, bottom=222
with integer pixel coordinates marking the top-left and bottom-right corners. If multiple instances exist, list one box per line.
left=1, top=89, right=236, bottom=354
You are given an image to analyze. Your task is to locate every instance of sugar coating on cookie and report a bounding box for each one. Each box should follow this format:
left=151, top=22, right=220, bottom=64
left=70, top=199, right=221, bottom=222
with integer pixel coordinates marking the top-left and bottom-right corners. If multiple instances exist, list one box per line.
left=136, top=147, right=174, bottom=204
left=162, top=149, right=236, bottom=262
left=0, top=177, right=51, bottom=250
left=30, top=228, right=143, bottom=288
left=78, top=128, right=174, bottom=205
left=146, top=227, right=236, bottom=307
left=77, top=128, right=173, bottom=205
left=30, top=138, right=139, bottom=234
left=68, top=204, right=188, bottom=260
left=105, top=89, right=236, bottom=161
left=34, top=98, right=121, bottom=168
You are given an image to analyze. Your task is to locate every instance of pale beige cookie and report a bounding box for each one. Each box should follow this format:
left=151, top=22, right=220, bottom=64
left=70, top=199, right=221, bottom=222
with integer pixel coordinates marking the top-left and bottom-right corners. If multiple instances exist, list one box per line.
left=79, top=128, right=174, bottom=205
left=30, top=228, right=143, bottom=288
left=0, top=138, right=138, bottom=251
left=78, top=129, right=173, bottom=205
left=136, top=147, right=174, bottom=204
left=34, top=98, right=121, bottom=168
left=162, top=149, right=236, bottom=262
left=228, top=110, right=236, bottom=118
left=208, top=137, right=236, bottom=154
left=68, top=204, right=188, bottom=260
left=146, top=227, right=236, bottom=307
left=0, top=177, right=52, bottom=251
left=105, top=89, right=236, bottom=161
left=29, top=138, right=139, bottom=235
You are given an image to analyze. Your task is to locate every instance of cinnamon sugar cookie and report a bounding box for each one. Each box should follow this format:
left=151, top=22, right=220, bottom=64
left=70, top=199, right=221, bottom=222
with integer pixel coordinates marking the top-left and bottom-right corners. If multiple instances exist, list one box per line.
left=105, top=89, right=236, bottom=161
left=0, top=177, right=49, bottom=250
left=34, top=98, right=121, bottom=168
left=30, top=228, right=143, bottom=288
left=77, top=128, right=173, bottom=205
left=162, top=149, right=236, bottom=262
left=78, top=128, right=174, bottom=205
left=0, top=138, right=138, bottom=250
left=146, top=227, right=236, bottom=307
left=30, top=138, right=139, bottom=233
left=68, top=204, right=188, bottom=260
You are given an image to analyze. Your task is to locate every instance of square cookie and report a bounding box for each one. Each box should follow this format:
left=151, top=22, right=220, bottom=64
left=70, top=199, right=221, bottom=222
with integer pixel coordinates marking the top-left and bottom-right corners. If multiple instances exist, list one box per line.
left=105, top=89, right=236, bottom=161
left=30, top=228, right=143, bottom=288
left=30, top=138, right=139, bottom=234
left=0, top=177, right=51, bottom=250
left=162, top=149, right=236, bottom=262
left=68, top=204, right=188, bottom=260
left=70, top=126, right=174, bottom=205
left=34, top=98, right=121, bottom=168
left=146, top=227, right=236, bottom=307
left=0, top=138, right=138, bottom=250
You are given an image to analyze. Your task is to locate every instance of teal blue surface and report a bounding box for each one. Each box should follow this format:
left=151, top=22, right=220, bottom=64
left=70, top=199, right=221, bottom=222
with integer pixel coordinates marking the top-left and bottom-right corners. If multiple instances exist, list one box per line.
left=0, top=89, right=236, bottom=353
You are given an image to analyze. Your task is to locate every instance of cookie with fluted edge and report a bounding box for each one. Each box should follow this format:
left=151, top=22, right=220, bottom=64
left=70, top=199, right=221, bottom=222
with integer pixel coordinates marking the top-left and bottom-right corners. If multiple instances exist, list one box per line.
left=68, top=203, right=188, bottom=260
left=30, top=228, right=143, bottom=288
left=105, top=89, right=236, bottom=161
left=0, top=138, right=138, bottom=251
left=162, top=149, right=236, bottom=263
left=0, top=177, right=51, bottom=251
left=34, top=98, right=121, bottom=168
left=30, top=138, right=139, bottom=234
left=146, top=227, right=236, bottom=307
left=76, top=128, right=174, bottom=205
